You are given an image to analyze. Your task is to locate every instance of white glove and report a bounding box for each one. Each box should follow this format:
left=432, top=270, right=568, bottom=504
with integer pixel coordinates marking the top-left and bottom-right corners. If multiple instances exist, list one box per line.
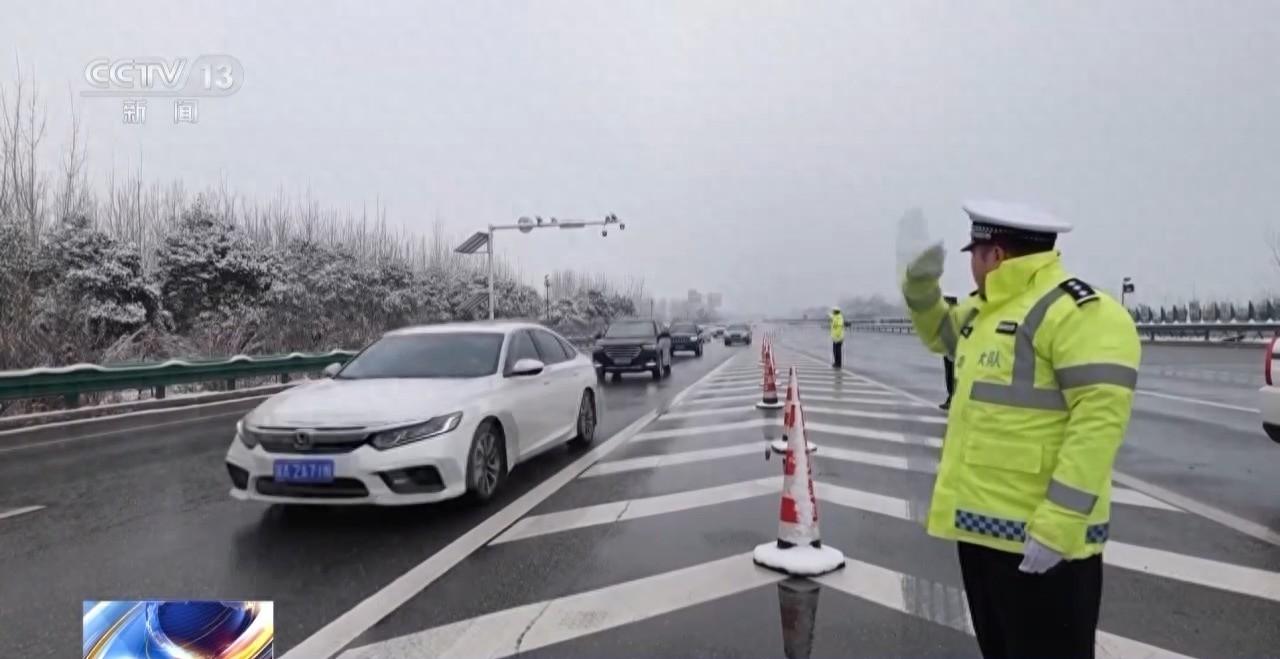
left=906, top=242, right=946, bottom=282
left=895, top=208, right=944, bottom=281
left=1018, top=537, right=1064, bottom=574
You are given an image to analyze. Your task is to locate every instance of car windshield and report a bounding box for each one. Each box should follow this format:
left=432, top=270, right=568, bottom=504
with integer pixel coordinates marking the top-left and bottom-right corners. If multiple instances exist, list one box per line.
left=337, top=332, right=504, bottom=379
left=728, top=324, right=749, bottom=331
left=671, top=323, right=697, bottom=333
left=605, top=321, right=656, bottom=339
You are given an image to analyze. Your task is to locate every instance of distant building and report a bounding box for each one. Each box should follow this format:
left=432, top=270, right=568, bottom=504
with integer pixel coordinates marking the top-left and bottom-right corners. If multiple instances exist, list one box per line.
left=687, top=289, right=703, bottom=306
left=707, top=292, right=722, bottom=310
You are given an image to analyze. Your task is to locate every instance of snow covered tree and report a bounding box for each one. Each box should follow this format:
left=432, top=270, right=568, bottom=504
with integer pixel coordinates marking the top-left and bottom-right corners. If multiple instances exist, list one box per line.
left=157, top=200, right=273, bottom=333
left=31, top=214, right=161, bottom=359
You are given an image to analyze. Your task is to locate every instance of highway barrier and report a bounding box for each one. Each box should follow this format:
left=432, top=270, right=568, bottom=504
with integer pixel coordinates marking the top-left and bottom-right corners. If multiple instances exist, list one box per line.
left=767, top=318, right=1280, bottom=343
left=0, top=351, right=358, bottom=409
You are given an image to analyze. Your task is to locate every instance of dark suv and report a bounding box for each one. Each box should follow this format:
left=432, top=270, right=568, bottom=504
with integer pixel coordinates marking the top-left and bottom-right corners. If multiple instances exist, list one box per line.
left=593, top=319, right=673, bottom=382
left=669, top=321, right=704, bottom=357
left=724, top=323, right=752, bottom=346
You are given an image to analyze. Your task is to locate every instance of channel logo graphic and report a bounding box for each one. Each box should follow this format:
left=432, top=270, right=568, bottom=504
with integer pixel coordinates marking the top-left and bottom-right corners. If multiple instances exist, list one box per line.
left=83, top=600, right=273, bottom=658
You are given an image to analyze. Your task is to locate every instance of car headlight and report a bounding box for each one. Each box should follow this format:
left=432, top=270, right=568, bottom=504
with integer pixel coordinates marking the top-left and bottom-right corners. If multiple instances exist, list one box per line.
left=370, top=412, right=464, bottom=450
left=236, top=420, right=259, bottom=448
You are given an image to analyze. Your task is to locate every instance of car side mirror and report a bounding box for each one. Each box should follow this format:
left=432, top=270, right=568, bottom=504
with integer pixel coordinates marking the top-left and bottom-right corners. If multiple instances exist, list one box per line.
left=322, top=363, right=342, bottom=378
left=510, top=358, right=545, bottom=377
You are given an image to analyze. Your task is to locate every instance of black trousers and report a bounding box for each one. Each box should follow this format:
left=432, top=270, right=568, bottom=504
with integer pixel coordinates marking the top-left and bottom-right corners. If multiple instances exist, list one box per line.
left=943, top=357, right=955, bottom=397
left=832, top=340, right=843, bottom=367
left=957, top=542, right=1102, bottom=659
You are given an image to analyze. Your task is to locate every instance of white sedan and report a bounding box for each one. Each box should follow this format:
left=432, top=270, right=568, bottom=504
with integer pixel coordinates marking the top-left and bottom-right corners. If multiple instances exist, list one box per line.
left=225, top=321, right=600, bottom=505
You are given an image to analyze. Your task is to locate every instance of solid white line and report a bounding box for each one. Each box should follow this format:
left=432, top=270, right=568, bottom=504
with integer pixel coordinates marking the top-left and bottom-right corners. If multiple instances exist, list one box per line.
left=0, top=505, right=46, bottom=521
left=660, top=407, right=760, bottom=421
left=1134, top=389, right=1257, bottom=414
left=492, top=477, right=780, bottom=544
left=335, top=553, right=784, bottom=659
left=696, top=383, right=887, bottom=396
left=0, top=386, right=284, bottom=440
left=580, top=443, right=763, bottom=477
left=0, top=409, right=248, bottom=456
left=814, top=559, right=1194, bottom=659
left=281, top=354, right=743, bottom=659
left=805, top=422, right=945, bottom=449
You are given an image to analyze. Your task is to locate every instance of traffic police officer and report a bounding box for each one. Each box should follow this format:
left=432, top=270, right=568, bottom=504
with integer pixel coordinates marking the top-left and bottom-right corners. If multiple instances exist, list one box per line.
left=900, top=200, right=1140, bottom=659
left=829, top=306, right=846, bottom=368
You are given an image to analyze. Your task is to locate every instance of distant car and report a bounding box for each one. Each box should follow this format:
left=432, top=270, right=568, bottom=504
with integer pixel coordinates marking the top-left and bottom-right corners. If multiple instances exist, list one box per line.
left=724, top=323, right=752, bottom=346
left=225, top=321, right=599, bottom=506
left=709, top=325, right=725, bottom=338
left=669, top=321, right=704, bottom=357
left=1261, top=338, right=1280, bottom=444
left=593, top=318, right=673, bottom=382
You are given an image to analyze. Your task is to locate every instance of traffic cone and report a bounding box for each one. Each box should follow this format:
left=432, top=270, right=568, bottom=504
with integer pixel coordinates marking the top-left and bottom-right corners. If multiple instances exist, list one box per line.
left=754, top=367, right=845, bottom=576
left=769, top=369, right=817, bottom=455
left=756, top=348, right=783, bottom=410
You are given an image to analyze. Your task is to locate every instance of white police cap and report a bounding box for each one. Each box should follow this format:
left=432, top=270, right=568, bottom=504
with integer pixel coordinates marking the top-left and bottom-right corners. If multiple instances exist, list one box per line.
left=960, top=200, right=1073, bottom=252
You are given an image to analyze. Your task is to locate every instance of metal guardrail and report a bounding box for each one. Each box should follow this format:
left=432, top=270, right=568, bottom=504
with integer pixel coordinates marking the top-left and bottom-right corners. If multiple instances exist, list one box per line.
left=845, top=318, right=1280, bottom=341
left=0, top=351, right=358, bottom=407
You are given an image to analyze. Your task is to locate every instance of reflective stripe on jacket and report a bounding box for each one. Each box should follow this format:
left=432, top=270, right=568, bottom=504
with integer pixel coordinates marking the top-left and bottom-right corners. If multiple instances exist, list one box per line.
left=901, top=251, right=1140, bottom=559
left=830, top=313, right=845, bottom=341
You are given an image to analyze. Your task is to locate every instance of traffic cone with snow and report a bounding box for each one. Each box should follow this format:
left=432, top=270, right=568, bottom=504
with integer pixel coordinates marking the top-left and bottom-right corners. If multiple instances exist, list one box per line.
left=769, top=369, right=817, bottom=455
left=757, top=344, right=784, bottom=410
left=754, top=367, right=845, bottom=576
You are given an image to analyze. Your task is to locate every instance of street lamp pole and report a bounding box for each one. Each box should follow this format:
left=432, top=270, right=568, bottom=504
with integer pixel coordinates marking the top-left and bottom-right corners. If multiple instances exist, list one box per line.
left=1121, top=277, right=1135, bottom=309
left=459, top=214, right=624, bottom=321
left=544, top=274, right=551, bottom=319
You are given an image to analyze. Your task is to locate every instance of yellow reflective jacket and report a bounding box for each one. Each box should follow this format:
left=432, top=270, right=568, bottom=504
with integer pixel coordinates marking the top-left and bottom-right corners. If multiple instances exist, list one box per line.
left=901, top=251, right=1140, bottom=559
left=830, top=312, right=845, bottom=341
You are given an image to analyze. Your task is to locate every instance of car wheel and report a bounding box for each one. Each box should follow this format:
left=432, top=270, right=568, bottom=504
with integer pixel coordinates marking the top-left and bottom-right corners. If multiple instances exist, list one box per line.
left=611, top=372, right=622, bottom=382
left=651, top=358, right=662, bottom=381
left=569, top=390, right=597, bottom=448
left=465, top=420, right=506, bottom=503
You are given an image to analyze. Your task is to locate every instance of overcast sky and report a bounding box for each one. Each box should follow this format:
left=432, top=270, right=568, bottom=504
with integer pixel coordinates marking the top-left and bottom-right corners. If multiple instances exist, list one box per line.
left=5, top=1, right=1279, bottom=313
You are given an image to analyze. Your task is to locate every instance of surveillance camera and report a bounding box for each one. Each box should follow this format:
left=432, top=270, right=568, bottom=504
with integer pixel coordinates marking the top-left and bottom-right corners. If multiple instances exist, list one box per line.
left=619, top=222, right=626, bottom=231
left=601, top=229, right=608, bottom=237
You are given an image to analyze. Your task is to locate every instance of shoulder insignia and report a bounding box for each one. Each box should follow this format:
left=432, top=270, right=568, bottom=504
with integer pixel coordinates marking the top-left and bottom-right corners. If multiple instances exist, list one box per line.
left=1059, top=278, right=1099, bottom=306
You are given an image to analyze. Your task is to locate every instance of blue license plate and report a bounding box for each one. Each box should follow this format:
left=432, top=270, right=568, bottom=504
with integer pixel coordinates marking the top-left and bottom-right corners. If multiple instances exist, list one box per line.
left=273, top=460, right=335, bottom=483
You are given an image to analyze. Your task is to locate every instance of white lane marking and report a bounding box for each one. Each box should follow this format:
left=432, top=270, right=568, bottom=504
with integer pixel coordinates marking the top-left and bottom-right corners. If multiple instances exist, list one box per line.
left=335, top=553, right=784, bottom=659
left=492, top=477, right=780, bottom=544
left=0, top=409, right=249, bottom=456
left=580, top=443, right=762, bottom=478
left=633, top=417, right=946, bottom=448
left=1134, top=390, right=1257, bottom=414
left=696, top=384, right=890, bottom=396
left=584, top=434, right=1176, bottom=514
left=679, top=391, right=900, bottom=406
left=1105, top=539, right=1280, bottom=603
left=0, top=505, right=46, bottom=521
left=0, top=387, right=283, bottom=441
left=634, top=418, right=773, bottom=441
left=805, top=406, right=947, bottom=425
left=815, top=559, right=1194, bottom=659
left=784, top=342, right=1280, bottom=548
left=1111, top=471, right=1280, bottom=547
left=483, top=475, right=1245, bottom=601
left=281, top=353, right=744, bottom=659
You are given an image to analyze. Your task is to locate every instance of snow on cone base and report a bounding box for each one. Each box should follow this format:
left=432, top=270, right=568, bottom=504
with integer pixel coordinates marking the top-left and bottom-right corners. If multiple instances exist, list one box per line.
left=753, top=365, right=845, bottom=577
left=753, top=542, right=846, bottom=577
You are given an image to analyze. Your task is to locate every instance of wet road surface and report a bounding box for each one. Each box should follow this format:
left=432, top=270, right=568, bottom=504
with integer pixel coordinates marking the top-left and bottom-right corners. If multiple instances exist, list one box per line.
left=325, top=334, right=1280, bottom=658
left=0, top=344, right=736, bottom=658
left=4, top=331, right=1279, bottom=658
